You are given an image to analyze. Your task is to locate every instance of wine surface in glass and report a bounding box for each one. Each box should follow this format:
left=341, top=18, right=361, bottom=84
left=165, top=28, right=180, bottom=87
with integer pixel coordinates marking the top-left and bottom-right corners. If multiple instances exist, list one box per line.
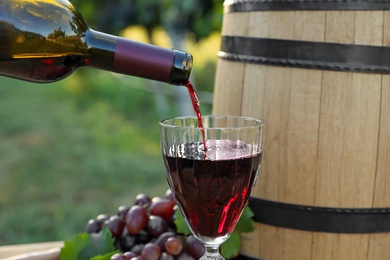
left=163, top=140, right=262, bottom=238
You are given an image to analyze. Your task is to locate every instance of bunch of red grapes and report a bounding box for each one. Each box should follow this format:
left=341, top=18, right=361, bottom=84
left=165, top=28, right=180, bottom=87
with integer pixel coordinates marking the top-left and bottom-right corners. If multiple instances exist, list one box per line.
left=84, top=190, right=205, bottom=260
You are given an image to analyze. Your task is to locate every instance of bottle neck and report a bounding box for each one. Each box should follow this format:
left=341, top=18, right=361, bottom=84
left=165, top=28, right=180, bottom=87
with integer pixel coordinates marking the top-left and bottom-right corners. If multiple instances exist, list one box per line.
left=85, top=30, right=192, bottom=85
left=84, top=30, right=117, bottom=71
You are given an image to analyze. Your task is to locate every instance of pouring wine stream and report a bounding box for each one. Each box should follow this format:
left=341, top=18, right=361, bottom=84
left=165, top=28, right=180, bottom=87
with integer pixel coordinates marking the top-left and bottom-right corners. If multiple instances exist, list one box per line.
left=185, top=81, right=207, bottom=156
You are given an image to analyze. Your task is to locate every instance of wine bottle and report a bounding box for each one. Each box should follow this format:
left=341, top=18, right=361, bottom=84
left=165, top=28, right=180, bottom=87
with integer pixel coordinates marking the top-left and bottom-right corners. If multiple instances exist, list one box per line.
left=0, top=0, right=192, bottom=85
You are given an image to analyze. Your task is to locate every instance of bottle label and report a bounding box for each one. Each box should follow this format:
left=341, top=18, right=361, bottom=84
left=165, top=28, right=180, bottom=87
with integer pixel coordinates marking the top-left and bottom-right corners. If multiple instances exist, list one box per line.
left=114, top=38, right=174, bottom=83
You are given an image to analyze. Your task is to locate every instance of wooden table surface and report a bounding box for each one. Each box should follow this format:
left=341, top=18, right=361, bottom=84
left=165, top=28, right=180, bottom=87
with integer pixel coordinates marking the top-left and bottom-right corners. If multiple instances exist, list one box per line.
left=0, top=241, right=63, bottom=260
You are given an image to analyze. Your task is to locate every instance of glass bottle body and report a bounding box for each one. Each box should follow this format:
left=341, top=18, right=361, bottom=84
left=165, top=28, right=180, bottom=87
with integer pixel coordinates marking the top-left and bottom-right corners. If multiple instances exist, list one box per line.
left=0, top=0, right=192, bottom=85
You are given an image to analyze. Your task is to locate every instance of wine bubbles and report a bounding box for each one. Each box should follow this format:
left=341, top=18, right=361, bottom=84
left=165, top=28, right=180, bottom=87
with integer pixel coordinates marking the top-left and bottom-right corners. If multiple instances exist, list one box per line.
left=168, top=140, right=256, bottom=161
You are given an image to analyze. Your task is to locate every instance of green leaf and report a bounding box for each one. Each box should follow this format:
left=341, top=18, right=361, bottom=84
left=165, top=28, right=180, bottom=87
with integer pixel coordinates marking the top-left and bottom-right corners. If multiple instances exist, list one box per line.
left=60, top=232, right=91, bottom=260
left=235, top=206, right=255, bottom=233
left=221, top=231, right=241, bottom=259
left=91, top=251, right=119, bottom=260
left=173, top=206, right=255, bottom=259
left=78, top=228, right=115, bottom=260
left=174, top=208, right=192, bottom=235
left=60, top=228, right=116, bottom=260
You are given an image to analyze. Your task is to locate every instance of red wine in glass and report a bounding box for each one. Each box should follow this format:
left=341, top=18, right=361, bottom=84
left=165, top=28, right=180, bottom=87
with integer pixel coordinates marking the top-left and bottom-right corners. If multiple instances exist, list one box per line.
left=163, top=140, right=262, bottom=238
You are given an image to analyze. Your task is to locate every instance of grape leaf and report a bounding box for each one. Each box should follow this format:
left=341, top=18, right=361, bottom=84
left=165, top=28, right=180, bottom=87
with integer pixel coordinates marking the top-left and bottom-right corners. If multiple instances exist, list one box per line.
left=174, top=206, right=254, bottom=235
left=221, top=231, right=241, bottom=259
left=91, top=252, right=119, bottom=260
left=77, top=228, right=116, bottom=260
left=235, top=206, right=255, bottom=233
left=174, top=206, right=255, bottom=259
left=174, top=208, right=191, bottom=235
left=60, top=228, right=116, bottom=260
left=60, top=232, right=91, bottom=260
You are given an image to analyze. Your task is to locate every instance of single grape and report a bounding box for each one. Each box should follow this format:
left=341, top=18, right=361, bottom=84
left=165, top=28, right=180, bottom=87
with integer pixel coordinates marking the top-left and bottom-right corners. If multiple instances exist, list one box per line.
left=165, top=189, right=176, bottom=203
left=119, top=229, right=136, bottom=251
left=118, top=205, right=131, bottom=220
left=152, top=196, right=162, bottom=203
left=110, top=253, right=125, bottom=260
left=150, top=199, right=175, bottom=222
left=134, top=193, right=152, bottom=207
left=131, top=257, right=145, bottom=260
left=141, top=243, right=161, bottom=260
left=123, top=251, right=137, bottom=260
left=165, top=237, right=183, bottom=256
left=107, top=215, right=125, bottom=238
left=147, top=215, right=168, bottom=238
left=135, top=230, right=152, bottom=244
left=160, top=252, right=174, bottom=260
left=131, top=243, right=145, bottom=255
left=185, top=235, right=205, bottom=259
left=155, top=232, right=176, bottom=250
left=126, top=205, right=149, bottom=235
left=96, top=214, right=110, bottom=227
left=84, top=219, right=100, bottom=234
left=175, top=251, right=195, bottom=260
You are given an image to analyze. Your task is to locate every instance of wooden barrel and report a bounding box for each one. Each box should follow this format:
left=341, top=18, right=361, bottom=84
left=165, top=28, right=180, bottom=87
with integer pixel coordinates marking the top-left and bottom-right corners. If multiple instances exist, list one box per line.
left=213, top=1, right=390, bottom=259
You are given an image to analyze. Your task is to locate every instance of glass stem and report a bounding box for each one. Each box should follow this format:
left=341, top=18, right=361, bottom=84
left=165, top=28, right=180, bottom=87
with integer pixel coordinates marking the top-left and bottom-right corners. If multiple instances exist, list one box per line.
left=201, top=245, right=225, bottom=260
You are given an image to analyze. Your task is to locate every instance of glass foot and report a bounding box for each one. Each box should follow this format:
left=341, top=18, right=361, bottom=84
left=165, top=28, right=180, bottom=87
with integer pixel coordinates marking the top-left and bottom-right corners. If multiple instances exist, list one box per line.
left=200, top=253, right=225, bottom=260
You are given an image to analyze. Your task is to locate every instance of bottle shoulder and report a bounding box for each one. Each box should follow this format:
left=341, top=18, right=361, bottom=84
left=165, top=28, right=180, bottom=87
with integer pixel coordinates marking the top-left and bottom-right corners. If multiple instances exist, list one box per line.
left=0, top=0, right=89, bottom=58
left=1, top=0, right=88, bottom=36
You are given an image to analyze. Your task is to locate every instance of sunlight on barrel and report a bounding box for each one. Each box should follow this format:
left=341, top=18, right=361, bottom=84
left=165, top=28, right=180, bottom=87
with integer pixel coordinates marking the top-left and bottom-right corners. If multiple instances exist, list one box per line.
left=213, top=1, right=390, bottom=259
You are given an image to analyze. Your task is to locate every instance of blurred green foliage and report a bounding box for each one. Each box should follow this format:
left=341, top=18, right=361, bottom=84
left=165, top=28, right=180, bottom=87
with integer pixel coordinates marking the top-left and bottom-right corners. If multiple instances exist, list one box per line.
left=0, top=0, right=221, bottom=246
left=71, top=0, right=223, bottom=42
left=0, top=33, right=218, bottom=246
left=0, top=74, right=167, bottom=244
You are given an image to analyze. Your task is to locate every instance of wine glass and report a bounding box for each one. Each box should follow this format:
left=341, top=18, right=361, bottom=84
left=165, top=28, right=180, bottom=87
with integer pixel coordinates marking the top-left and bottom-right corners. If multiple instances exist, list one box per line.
left=160, top=115, right=264, bottom=259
